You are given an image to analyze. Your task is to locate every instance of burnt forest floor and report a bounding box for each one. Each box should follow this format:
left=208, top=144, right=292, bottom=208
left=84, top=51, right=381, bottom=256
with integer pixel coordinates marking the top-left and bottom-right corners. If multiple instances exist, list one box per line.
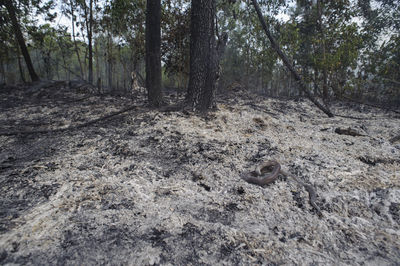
left=0, top=81, right=399, bottom=265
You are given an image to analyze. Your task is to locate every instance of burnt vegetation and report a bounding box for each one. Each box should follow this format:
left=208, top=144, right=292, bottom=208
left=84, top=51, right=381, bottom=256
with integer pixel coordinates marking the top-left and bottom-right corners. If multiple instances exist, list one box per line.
left=0, top=0, right=400, bottom=265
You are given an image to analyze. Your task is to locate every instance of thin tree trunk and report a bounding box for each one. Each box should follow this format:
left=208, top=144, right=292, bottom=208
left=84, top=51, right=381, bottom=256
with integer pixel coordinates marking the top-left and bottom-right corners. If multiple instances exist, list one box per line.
left=187, top=0, right=218, bottom=112
left=5, top=0, right=39, bottom=82
left=314, top=69, right=320, bottom=95
left=63, top=54, right=70, bottom=80
left=251, top=0, right=334, bottom=117
left=56, top=36, right=70, bottom=79
left=95, top=40, right=100, bottom=84
left=104, top=47, right=107, bottom=89
left=117, top=44, right=122, bottom=92
left=15, top=44, right=26, bottom=83
left=317, top=0, right=329, bottom=102
left=1, top=62, right=5, bottom=83
left=107, top=29, right=113, bottom=90
left=145, top=0, right=163, bottom=106
left=123, top=66, right=126, bottom=91
left=82, top=32, right=88, bottom=78
left=70, top=0, right=84, bottom=79
left=56, top=56, right=60, bottom=80
left=86, top=0, right=93, bottom=84
left=118, top=47, right=128, bottom=92
left=17, top=54, right=26, bottom=83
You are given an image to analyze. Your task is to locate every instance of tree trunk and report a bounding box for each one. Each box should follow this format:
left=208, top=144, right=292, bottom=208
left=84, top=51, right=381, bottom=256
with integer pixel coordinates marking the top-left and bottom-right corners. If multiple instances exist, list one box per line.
left=87, top=0, right=93, bottom=84
left=104, top=47, right=108, bottom=88
left=107, top=29, right=113, bottom=90
left=70, top=0, right=84, bottom=79
left=317, top=0, right=329, bottom=102
left=5, top=0, right=39, bottom=82
left=145, top=0, right=163, bottom=106
left=251, top=0, right=334, bottom=117
left=1, top=62, right=5, bottom=83
left=187, top=0, right=218, bottom=112
left=17, top=53, right=26, bottom=83
left=95, top=39, right=100, bottom=84
left=15, top=43, right=26, bottom=83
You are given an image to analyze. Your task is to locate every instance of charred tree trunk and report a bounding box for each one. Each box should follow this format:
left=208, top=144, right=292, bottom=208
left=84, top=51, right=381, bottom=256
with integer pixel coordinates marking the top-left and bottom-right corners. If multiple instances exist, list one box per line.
left=251, top=0, right=334, bottom=117
left=5, top=0, right=39, bottom=82
left=187, top=0, right=218, bottom=112
left=145, top=0, right=163, bottom=107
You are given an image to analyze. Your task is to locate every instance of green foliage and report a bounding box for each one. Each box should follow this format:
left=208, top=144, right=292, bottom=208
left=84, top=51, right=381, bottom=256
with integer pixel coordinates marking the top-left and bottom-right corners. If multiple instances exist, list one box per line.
left=0, top=0, right=398, bottom=105
left=356, top=0, right=400, bottom=104
left=280, top=0, right=364, bottom=97
left=161, top=0, right=190, bottom=88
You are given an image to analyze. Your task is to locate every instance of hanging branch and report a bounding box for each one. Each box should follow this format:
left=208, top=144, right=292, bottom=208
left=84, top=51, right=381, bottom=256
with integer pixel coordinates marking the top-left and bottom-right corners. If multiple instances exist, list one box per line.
left=251, top=0, right=334, bottom=118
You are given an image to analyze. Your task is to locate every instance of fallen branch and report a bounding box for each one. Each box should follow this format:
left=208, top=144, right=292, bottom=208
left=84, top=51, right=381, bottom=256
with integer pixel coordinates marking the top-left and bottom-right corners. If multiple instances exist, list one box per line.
left=251, top=0, right=334, bottom=118
left=0, top=105, right=138, bottom=136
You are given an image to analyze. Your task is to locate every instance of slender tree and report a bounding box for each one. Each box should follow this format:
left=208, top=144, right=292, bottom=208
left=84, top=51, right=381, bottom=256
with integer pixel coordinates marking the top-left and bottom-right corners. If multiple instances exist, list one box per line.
left=68, top=0, right=85, bottom=79
left=15, top=44, right=26, bottom=83
left=83, top=0, right=94, bottom=84
left=145, top=0, right=163, bottom=107
left=186, top=0, right=218, bottom=112
left=4, top=0, right=40, bottom=82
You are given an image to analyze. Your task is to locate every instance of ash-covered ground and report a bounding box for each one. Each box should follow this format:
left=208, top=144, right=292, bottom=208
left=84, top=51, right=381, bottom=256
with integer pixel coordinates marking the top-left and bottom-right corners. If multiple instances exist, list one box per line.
left=0, top=82, right=399, bottom=265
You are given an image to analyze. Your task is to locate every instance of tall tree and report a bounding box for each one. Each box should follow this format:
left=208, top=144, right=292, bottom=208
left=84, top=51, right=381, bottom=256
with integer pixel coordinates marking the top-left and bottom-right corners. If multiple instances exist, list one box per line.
left=4, top=0, right=39, bottom=82
left=145, top=0, right=163, bottom=106
left=186, top=0, right=218, bottom=112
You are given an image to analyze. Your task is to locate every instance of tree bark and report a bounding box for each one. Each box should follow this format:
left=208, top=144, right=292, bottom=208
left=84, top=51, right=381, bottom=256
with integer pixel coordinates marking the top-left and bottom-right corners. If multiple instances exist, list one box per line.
left=4, top=0, right=39, bottom=82
left=145, top=0, right=163, bottom=107
left=251, top=0, right=334, bottom=117
left=187, top=0, right=218, bottom=112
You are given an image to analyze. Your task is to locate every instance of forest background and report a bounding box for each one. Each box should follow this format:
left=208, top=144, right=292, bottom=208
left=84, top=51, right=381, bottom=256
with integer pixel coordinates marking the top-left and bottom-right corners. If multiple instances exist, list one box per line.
left=0, top=0, right=399, bottom=107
